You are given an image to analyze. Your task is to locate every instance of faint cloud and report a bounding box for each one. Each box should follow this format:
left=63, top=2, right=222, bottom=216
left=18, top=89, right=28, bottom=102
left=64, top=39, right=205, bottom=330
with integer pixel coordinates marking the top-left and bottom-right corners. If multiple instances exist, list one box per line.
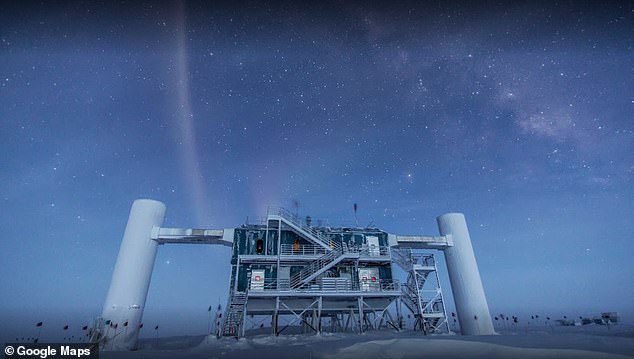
left=494, top=86, right=578, bottom=141
left=588, top=177, right=611, bottom=186
left=517, top=111, right=574, bottom=139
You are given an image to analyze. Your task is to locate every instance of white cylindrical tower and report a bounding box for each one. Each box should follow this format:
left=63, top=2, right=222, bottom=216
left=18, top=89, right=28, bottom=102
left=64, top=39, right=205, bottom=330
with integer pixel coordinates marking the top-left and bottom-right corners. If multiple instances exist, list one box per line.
left=101, top=199, right=166, bottom=350
left=437, top=213, right=495, bottom=335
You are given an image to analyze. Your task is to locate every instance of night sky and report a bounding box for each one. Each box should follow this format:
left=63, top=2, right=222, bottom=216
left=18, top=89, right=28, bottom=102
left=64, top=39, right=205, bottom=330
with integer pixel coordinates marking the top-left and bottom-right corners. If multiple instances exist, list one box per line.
left=1, top=1, right=633, bottom=341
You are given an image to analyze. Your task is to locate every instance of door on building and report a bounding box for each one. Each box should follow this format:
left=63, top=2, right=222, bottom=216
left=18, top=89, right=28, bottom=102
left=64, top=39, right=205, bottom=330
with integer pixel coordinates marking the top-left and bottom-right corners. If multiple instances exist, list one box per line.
left=366, top=236, right=380, bottom=256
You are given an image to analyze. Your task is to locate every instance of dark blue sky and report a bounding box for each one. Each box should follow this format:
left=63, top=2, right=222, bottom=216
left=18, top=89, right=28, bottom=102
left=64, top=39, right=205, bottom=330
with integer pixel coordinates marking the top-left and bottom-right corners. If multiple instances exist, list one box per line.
left=1, top=1, right=633, bottom=341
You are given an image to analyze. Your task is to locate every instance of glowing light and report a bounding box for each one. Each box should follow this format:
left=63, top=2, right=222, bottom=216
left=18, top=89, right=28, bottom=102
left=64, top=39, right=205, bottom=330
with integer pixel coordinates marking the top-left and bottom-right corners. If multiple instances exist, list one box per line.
left=173, top=1, right=212, bottom=225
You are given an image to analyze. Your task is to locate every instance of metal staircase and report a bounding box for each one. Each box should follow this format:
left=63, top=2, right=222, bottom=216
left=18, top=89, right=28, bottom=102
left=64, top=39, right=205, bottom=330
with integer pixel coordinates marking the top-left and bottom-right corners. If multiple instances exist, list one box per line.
left=289, top=250, right=357, bottom=288
left=268, top=207, right=339, bottom=251
left=392, top=249, right=449, bottom=334
left=222, top=291, right=247, bottom=337
left=268, top=206, right=353, bottom=289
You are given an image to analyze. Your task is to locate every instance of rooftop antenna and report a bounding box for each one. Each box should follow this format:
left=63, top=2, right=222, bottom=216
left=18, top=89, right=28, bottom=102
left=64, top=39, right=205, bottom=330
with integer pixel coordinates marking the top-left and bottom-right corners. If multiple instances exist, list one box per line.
left=292, top=199, right=300, bottom=217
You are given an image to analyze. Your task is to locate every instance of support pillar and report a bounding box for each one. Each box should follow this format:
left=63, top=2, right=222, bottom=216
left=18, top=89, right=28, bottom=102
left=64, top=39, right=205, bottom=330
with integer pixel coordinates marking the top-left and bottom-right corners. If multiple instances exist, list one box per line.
left=437, top=213, right=495, bottom=335
left=101, top=199, right=166, bottom=350
left=357, top=297, right=364, bottom=333
left=317, top=296, right=322, bottom=334
left=273, top=297, right=279, bottom=336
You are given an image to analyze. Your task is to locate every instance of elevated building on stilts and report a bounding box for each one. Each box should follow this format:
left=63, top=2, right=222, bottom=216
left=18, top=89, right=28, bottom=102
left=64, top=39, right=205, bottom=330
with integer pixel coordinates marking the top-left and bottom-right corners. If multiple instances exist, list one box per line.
left=92, top=200, right=494, bottom=351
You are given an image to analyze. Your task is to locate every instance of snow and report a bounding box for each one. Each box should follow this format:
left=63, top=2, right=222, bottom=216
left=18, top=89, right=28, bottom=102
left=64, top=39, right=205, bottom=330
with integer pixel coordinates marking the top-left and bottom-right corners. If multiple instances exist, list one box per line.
left=328, top=338, right=631, bottom=359
left=101, top=326, right=634, bottom=359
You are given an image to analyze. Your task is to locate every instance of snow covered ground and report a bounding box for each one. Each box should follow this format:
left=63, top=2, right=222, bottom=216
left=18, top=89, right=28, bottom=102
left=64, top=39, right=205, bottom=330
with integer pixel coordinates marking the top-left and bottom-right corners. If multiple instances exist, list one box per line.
left=102, top=325, right=634, bottom=359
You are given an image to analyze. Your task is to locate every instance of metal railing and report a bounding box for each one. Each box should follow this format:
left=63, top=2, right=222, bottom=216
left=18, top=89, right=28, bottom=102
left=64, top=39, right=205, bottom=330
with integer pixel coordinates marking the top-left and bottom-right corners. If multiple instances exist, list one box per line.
left=280, top=243, right=328, bottom=256
left=267, top=207, right=391, bottom=258
left=268, top=206, right=341, bottom=252
left=393, top=249, right=436, bottom=271
left=268, top=206, right=345, bottom=289
left=401, top=295, right=445, bottom=315
left=348, top=244, right=390, bottom=257
left=250, top=277, right=401, bottom=293
left=283, top=244, right=390, bottom=289
left=392, top=248, right=413, bottom=271
left=412, top=253, right=436, bottom=267
left=289, top=250, right=341, bottom=288
left=279, top=243, right=390, bottom=257
left=280, top=243, right=391, bottom=257
left=269, top=207, right=391, bottom=291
